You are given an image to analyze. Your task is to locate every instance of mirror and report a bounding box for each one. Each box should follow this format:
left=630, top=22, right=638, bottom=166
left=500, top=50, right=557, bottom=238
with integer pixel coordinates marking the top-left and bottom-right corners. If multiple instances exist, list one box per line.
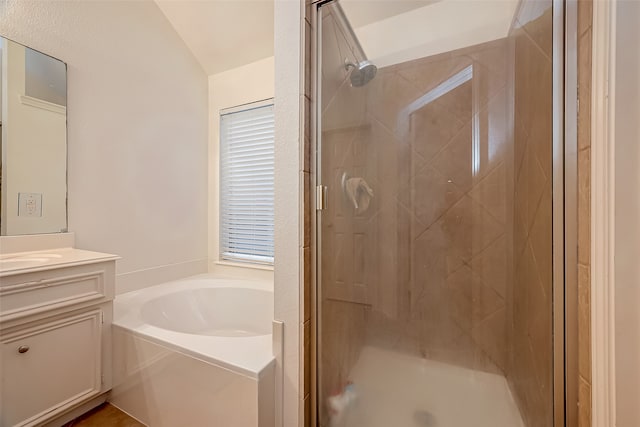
left=1, top=37, right=67, bottom=236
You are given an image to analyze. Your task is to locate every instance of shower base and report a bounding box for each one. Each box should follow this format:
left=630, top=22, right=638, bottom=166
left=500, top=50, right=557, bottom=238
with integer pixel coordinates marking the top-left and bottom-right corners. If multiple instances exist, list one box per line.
left=334, top=346, right=524, bottom=427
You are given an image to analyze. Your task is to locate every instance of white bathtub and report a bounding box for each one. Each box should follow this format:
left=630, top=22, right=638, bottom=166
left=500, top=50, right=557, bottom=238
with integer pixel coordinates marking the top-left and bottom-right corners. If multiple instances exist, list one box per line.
left=110, top=275, right=275, bottom=427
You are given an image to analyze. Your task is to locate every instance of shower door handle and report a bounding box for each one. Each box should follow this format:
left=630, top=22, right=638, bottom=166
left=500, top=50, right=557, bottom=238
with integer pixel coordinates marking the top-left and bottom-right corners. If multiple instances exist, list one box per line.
left=316, top=185, right=328, bottom=211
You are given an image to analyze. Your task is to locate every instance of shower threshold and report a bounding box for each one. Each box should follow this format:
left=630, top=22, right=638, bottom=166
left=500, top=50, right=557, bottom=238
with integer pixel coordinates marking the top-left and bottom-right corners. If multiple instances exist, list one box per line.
left=334, top=346, right=524, bottom=427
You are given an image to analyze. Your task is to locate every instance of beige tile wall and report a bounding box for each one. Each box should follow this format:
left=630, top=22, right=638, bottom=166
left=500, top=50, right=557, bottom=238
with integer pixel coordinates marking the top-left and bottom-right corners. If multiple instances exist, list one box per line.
left=577, top=0, right=593, bottom=426
left=507, top=1, right=554, bottom=425
left=360, top=40, right=513, bottom=376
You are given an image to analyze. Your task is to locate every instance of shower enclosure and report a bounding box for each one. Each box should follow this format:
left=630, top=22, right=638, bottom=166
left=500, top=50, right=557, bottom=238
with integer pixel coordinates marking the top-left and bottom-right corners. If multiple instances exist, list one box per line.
left=314, top=0, right=575, bottom=426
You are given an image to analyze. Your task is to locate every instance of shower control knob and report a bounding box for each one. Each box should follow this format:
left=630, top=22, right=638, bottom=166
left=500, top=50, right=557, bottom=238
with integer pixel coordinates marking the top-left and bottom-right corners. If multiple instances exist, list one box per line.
left=17, top=345, right=29, bottom=354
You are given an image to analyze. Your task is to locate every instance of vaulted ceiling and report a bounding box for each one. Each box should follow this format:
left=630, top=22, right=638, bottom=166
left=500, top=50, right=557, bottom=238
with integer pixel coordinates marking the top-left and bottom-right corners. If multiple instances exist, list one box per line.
left=154, top=0, right=516, bottom=75
left=154, top=0, right=274, bottom=75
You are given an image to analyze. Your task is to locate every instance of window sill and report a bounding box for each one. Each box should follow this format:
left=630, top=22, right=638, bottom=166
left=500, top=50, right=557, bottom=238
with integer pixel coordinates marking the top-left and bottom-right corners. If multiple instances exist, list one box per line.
left=214, top=260, right=274, bottom=272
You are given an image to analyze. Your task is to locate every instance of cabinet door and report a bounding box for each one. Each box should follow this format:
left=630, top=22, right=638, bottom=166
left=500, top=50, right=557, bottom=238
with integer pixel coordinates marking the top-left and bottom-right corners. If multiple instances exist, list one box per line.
left=1, top=309, right=102, bottom=427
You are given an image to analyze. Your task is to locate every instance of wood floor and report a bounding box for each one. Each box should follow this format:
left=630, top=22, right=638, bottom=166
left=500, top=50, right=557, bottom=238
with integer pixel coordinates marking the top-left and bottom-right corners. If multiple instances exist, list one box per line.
left=62, top=403, right=145, bottom=427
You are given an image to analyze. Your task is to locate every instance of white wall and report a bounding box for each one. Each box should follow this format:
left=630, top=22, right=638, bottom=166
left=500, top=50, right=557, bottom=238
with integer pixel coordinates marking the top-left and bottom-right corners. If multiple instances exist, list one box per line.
left=1, top=40, right=67, bottom=235
left=0, top=0, right=209, bottom=294
left=274, top=1, right=304, bottom=426
left=615, top=0, right=640, bottom=425
left=208, top=56, right=275, bottom=282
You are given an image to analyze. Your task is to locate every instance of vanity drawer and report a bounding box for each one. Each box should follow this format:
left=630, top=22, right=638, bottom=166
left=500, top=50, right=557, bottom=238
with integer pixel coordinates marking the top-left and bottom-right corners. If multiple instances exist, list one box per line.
left=0, top=308, right=102, bottom=427
left=0, top=262, right=115, bottom=322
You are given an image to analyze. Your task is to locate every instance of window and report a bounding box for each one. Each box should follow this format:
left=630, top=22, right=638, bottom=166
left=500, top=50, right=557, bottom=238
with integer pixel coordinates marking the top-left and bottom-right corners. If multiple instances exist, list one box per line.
left=219, top=100, right=274, bottom=265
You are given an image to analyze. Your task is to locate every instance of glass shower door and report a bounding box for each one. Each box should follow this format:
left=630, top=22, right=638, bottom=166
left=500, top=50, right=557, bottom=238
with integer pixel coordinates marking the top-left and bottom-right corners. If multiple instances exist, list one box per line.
left=316, top=1, right=556, bottom=426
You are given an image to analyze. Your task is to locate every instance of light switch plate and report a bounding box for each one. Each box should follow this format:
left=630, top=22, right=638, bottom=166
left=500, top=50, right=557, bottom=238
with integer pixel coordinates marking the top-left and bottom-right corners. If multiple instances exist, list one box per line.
left=18, top=193, right=43, bottom=217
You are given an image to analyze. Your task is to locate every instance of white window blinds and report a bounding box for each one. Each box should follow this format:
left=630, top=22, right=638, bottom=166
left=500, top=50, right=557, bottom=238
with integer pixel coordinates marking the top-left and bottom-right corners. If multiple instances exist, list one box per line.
left=219, top=100, right=274, bottom=265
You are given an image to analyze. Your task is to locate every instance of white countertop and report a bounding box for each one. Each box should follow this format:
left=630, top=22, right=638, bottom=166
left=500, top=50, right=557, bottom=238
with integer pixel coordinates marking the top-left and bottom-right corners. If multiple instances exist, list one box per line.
left=0, top=248, right=119, bottom=277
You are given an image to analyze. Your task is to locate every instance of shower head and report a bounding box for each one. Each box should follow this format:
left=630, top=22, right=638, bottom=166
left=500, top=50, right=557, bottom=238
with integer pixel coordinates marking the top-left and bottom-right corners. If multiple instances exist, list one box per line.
left=345, top=60, right=377, bottom=87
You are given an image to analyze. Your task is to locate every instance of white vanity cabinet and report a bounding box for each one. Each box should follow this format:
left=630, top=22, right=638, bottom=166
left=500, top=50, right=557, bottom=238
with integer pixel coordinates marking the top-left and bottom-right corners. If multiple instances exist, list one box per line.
left=0, top=250, right=118, bottom=427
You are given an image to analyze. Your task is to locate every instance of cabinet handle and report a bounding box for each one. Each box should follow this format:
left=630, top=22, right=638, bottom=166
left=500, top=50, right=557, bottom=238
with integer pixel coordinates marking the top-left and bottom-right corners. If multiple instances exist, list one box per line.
left=17, top=345, right=29, bottom=354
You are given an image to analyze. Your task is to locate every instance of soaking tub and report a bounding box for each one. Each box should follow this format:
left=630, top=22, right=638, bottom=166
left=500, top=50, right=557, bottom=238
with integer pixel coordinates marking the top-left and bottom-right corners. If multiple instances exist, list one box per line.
left=110, top=275, right=275, bottom=427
